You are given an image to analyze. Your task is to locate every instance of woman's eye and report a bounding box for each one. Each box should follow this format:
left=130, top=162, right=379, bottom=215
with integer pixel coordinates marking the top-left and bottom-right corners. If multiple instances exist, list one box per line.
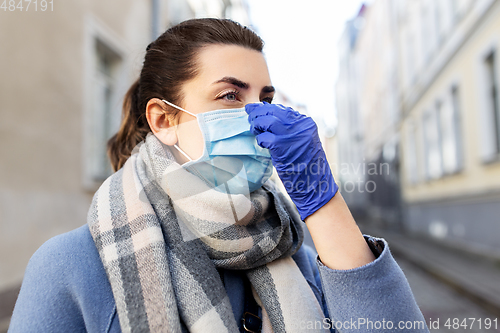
left=261, top=97, right=273, bottom=103
left=225, top=93, right=237, bottom=101
left=219, top=91, right=240, bottom=102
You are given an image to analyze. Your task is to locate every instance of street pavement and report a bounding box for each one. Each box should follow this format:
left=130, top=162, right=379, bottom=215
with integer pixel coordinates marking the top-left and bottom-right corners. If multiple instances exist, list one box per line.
left=0, top=319, right=8, bottom=333
left=397, top=255, right=499, bottom=332
left=361, top=223, right=500, bottom=332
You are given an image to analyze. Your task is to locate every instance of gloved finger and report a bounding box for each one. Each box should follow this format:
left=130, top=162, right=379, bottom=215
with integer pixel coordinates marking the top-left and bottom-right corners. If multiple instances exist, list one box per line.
left=246, top=104, right=277, bottom=122
left=245, top=102, right=276, bottom=119
left=245, top=102, right=298, bottom=118
left=255, top=131, right=277, bottom=150
left=246, top=102, right=298, bottom=121
left=250, top=115, right=289, bottom=135
left=245, top=102, right=266, bottom=115
left=245, top=101, right=281, bottom=112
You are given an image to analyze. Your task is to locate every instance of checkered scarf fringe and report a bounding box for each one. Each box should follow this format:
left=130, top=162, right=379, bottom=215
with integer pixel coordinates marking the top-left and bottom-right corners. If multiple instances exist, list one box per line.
left=87, top=134, right=328, bottom=332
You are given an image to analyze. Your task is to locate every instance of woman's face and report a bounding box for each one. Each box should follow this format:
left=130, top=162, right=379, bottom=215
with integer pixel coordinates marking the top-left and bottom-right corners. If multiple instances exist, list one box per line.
left=170, top=44, right=275, bottom=164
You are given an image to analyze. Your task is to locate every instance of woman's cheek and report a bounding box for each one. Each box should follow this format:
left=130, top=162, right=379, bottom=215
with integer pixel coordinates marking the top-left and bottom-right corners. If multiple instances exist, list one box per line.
left=177, top=118, right=204, bottom=161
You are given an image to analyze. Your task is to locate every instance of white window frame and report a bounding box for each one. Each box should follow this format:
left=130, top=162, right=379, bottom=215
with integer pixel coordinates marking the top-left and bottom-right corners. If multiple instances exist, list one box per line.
left=450, top=83, right=464, bottom=171
left=475, top=37, right=500, bottom=163
left=404, top=119, right=419, bottom=185
left=422, top=107, right=444, bottom=180
left=82, top=14, right=131, bottom=191
left=434, top=82, right=463, bottom=176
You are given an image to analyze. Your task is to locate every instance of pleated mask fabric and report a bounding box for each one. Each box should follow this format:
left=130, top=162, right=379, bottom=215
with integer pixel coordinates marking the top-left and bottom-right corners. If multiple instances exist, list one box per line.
left=164, top=100, right=274, bottom=195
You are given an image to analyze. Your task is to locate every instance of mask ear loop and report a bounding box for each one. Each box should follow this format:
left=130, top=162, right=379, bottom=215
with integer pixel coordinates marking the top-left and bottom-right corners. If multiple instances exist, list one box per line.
left=161, top=99, right=196, bottom=117
left=161, top=99, right=196, bottom=162
left=173, top=144, right=193, bottom=161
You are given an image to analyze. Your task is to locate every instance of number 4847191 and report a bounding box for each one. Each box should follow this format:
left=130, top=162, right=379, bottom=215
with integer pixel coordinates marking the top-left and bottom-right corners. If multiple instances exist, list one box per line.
left=444, top=318, right=498, bottom=330
left=1, top=0, right=53, bottom=11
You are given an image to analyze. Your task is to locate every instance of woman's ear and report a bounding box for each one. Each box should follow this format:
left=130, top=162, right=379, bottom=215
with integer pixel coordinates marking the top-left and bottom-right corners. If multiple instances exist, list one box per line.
left=146, top=99, right=178, bottom=146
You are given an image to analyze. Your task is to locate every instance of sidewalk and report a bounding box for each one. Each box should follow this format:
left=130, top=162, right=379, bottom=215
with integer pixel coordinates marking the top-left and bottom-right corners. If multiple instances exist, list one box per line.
left=0, top=285, right=18, bottom=333
left=359, top=223, right=500, bottom=318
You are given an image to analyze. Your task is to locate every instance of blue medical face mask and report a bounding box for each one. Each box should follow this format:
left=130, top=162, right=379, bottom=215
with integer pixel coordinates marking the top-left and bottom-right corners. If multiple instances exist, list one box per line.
left=162, top=100, right=273, bottom=195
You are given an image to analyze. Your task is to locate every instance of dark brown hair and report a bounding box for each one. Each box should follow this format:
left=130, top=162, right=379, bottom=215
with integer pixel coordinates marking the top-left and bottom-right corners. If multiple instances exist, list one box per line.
left=107, top=18, right=264, bottom=171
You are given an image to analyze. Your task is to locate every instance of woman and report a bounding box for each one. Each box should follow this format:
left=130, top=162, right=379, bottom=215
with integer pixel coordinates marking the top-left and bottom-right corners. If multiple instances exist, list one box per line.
left=9, top=18, right=428, bottom=332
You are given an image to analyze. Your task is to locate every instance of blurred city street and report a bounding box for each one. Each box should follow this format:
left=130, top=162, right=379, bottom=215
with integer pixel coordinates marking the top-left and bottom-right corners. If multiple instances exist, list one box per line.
left=333, top=0, right=500, bottom=329
left=359, top=222, right=500, bottom=333
left=2, top=0, right=500, bottom=331
left=397, top=256, right=499, bottom=333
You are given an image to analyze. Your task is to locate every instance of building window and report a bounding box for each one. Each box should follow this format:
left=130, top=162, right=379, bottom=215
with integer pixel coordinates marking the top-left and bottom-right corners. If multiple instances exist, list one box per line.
left=420, top=4, right=430, bottom=65
left=438, top=86, right=463, bottom=174
left=433, top=0, right=442, bottom=43
left=485, top=51, right=500, bottom=156
left=423, top=108, right=443, bottom=180
left=88, top=39, right=122, bottom=182
left=404, top=31, right=416, bottom=87
left=404, top=120, right=419, bottom=184
left=451, top=86, right=464, bottom=168
left=450, top=0, right=462, bottom=23
left=421, top=86, right=463, bottom=182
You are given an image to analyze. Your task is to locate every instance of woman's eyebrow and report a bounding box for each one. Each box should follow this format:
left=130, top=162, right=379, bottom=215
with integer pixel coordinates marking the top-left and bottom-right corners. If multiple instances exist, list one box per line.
left=213, top=76, right=249, bottom=89
left=262, top=86, right=275, bottom=93
left=212, top=76, right=275, bottom=94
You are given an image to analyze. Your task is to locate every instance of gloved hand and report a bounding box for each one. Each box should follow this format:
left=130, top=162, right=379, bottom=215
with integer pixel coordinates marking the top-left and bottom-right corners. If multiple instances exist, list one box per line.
left=245, top=102, right=338, bottom=220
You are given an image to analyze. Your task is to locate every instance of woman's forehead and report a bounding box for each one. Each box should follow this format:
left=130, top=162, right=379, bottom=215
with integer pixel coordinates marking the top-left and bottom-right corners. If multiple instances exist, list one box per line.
left=193, top=44, right=272, bottom=88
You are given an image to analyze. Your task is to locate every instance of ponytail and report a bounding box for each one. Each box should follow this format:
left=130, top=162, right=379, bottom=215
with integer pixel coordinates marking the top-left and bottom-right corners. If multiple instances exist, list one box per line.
left=107, top=79, right=151, bottom=172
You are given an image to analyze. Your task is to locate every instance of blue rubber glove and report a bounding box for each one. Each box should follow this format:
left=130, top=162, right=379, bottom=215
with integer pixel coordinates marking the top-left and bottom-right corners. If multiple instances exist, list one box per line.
left=245, top=102, right=339, bottom=220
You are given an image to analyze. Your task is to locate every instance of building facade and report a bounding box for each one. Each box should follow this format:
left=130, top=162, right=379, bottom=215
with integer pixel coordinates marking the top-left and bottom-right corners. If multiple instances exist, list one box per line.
left=336, top=2, right=402, bottom=225
left=335, top=5, right=370, bottom=217
left=398, top=0, right=500, bottom=258
left=337, top=0, right=500, bottom=258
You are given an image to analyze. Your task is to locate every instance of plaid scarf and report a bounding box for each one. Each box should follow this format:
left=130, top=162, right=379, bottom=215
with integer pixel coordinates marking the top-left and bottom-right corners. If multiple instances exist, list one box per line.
left=88, top=134, right=328, bottom=332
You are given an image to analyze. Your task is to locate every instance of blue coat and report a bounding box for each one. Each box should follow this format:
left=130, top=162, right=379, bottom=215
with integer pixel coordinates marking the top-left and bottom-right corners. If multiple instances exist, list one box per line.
left=8, top=225, right=429, bottom=332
